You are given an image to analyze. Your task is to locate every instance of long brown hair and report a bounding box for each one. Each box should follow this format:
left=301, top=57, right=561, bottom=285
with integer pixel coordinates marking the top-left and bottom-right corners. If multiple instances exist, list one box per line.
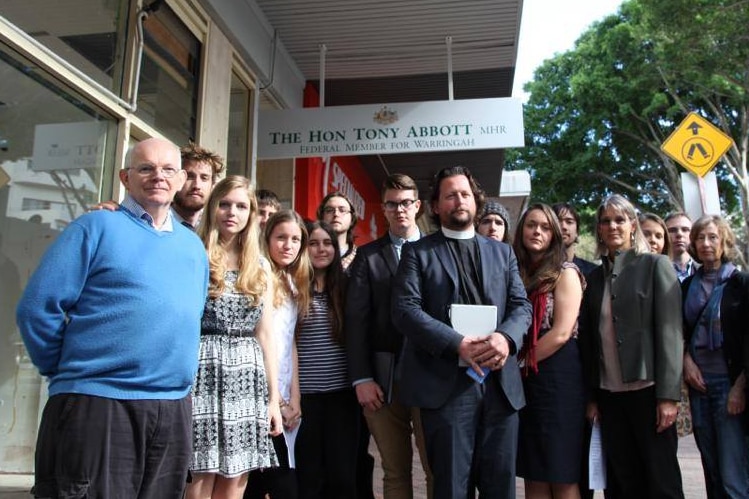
left=316, top=192, right=359, bottom=248
left=513, top=203, right=566, bottom=293
left=264, top=210, right=312, bottom=316
left=305, top=220, right=346, bottom=344
left=198, top=176, right=266, bottom=301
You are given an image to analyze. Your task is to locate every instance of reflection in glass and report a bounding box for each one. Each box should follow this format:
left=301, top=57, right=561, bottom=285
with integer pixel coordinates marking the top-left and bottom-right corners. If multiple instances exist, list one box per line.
left=0, top=45, right=115, bottom=472
left=2, top=0, right=131, bottom=94
left=227, top=72, right=250, bottom=176
left=137, top=2, right=200, bottom=144
left=0, top=52, right=114, bottom=229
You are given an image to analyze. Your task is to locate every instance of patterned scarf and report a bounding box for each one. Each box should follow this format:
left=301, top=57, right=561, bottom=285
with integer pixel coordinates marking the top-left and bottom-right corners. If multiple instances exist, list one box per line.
left=520, top=287, right=548, bottom=376
left=684, top=263, right=736, bottom=351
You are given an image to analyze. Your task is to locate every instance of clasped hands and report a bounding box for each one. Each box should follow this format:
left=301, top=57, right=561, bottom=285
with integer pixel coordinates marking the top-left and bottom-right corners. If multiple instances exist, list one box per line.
left=279, top=399, right=301, bottom=431
left=459, top=332, right=510, bottom=377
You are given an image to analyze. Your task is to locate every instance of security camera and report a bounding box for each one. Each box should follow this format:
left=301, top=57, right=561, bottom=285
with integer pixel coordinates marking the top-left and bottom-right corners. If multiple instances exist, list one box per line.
left=0, top=138, right=8, bottom=152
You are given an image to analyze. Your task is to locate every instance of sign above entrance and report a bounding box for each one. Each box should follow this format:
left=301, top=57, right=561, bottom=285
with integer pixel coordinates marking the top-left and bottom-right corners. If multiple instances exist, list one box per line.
left=258, top=97, right=524, bottom=159
left=661, top=112, right=734, bottom=177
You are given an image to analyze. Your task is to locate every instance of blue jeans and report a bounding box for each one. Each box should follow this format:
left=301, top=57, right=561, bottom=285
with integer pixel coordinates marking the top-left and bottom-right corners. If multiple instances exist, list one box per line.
left=690, top=374, right=749, bottom=499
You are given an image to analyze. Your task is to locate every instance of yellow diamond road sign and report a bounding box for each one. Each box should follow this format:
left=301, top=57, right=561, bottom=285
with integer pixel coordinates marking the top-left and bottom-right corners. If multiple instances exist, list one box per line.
left=661, top=112, right=734, bottom=177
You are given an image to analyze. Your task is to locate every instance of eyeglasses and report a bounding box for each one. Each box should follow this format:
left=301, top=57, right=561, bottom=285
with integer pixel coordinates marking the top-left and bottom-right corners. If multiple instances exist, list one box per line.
left=323, top=206, right=351, bottom=215
left=128, top=164, right=181, bottom=178
left=383, top=199, right=417, bottom=211
left=598, top=216, right=629, bottom=226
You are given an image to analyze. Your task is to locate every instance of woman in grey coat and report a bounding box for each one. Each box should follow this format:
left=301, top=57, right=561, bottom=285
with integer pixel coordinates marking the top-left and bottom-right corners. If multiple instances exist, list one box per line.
left=578, top=194, right=684, bottom=499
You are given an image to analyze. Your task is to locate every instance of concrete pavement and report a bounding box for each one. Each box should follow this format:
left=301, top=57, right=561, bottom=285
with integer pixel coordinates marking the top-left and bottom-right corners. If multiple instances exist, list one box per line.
left=0, top=435, right=708, bottom=498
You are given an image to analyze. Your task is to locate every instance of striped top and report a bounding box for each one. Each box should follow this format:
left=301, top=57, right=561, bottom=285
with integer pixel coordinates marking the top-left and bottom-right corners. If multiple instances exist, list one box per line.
left=297, top=291, right=350, bottom=393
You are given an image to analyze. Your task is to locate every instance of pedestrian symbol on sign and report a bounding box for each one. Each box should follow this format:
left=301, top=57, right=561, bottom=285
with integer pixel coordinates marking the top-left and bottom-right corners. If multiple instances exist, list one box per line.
left=684, top=138, right=712, bottom=165
left=661, top=112, right=733, bottom=178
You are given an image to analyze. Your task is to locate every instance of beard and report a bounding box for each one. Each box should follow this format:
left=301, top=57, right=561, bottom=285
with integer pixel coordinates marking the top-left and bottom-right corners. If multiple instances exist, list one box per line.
left=173, top=191, right=205, bottom=213
left=442, top=208, right=474, bottom=230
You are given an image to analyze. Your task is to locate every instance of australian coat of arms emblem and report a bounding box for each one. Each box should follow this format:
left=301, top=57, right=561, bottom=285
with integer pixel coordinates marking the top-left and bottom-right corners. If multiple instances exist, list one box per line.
left=373, top=106, right=398, bottom=125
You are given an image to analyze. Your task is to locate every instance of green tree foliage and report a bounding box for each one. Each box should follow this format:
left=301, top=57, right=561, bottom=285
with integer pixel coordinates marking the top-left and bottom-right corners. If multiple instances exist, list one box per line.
left=508, top=0, right=746, bottom=227
left=638, top=0, right=749, bottom=228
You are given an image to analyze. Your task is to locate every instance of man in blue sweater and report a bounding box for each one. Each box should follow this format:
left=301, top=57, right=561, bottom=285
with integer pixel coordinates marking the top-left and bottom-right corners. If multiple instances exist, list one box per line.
left=16, top=137, right=209, bottom=498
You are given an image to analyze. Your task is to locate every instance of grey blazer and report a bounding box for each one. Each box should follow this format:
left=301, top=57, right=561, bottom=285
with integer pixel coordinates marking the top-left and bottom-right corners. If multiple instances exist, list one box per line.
left=391, top=231, right=531, bottom=410
left=579, top=249, right=683, bottom=401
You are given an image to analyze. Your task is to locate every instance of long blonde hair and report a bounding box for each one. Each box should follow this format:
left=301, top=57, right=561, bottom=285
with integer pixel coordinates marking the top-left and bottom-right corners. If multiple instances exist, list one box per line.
left=198, top=175, right=266, bottom=301
left=264, top=210, right=312, bottom=316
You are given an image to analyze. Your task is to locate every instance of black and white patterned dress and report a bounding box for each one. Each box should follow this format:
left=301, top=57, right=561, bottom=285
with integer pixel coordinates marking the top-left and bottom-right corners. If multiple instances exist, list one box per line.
left=190, top=270, right=278, bottom=477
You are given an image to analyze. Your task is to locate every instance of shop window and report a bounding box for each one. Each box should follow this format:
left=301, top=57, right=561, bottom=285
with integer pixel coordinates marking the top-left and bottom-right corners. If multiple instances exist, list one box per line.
left=226, top=71, right=250, bottom=176
left=0, top=45, right=116, bottom=473
left=2, top=0, right=131, bottom=94
left=137, top=2, right=200, bottom=145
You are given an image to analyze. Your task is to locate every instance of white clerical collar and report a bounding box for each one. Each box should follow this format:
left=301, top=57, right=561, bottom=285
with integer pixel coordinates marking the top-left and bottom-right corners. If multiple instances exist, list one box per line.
left=441, top=226, right=475, bottom=240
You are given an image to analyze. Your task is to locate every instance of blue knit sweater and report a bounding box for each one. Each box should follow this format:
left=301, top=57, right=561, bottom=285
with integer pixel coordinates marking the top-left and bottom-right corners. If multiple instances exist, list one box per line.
left=16, top=208, right=209, bottom=399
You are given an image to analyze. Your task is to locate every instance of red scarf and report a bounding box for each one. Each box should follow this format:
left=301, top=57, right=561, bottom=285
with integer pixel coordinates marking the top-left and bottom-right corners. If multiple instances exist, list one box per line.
left=520, top=287, right=548, bottom=376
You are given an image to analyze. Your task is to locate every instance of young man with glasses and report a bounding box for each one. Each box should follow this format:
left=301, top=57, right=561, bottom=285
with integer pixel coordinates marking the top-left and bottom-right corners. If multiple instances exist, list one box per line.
left=317, top=192, right=359, bottom=271
left=346, top=174, right=433, bottom=499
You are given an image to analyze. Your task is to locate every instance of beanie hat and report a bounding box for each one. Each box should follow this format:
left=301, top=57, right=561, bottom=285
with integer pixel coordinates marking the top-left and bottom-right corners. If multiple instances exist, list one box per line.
left=479, top=200, right=511, bottom=234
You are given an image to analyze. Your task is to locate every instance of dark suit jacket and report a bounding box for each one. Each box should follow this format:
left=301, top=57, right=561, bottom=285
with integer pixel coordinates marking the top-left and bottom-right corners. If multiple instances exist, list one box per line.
left=391, top=231, right=531, bottom=410
left=573, top=255, right=599, bottom=277
left=345, top=234, right=405, bottom=384
left=578, top=250, right=683, bottom=402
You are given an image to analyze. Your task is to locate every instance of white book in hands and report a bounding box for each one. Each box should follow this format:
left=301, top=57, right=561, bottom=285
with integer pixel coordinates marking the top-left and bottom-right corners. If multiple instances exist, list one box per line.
left=449, top=304, right=498, bottom=369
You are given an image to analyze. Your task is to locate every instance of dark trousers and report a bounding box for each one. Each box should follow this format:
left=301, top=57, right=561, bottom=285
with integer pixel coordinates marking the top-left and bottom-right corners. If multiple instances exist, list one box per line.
left=295, top=389, right=360, bottom=499
left=420, top=374, right=518, bottom=499
left=33, top=393, right=191, bottom=499
left=597, top=387, right=684, bottom=499
left=245, top=434, right=298, bottom=499
left=356, top=415, right=376, bottom=499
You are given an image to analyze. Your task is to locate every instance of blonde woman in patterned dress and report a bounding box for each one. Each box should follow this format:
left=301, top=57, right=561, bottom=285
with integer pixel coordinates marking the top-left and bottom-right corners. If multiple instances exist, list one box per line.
left=187, top=176, right=282, bottom=499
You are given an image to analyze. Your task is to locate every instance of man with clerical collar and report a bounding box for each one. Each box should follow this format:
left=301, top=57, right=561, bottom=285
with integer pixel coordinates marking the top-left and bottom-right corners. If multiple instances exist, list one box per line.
left=665, top=211, right=698, bottom=281
left=171, top=142, right=225, bottom=230
left=392, top=165, right=531, bottom=499
left=17, top=137, right=208, bottom=498
left=345, top=173, right=433, bottom=498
